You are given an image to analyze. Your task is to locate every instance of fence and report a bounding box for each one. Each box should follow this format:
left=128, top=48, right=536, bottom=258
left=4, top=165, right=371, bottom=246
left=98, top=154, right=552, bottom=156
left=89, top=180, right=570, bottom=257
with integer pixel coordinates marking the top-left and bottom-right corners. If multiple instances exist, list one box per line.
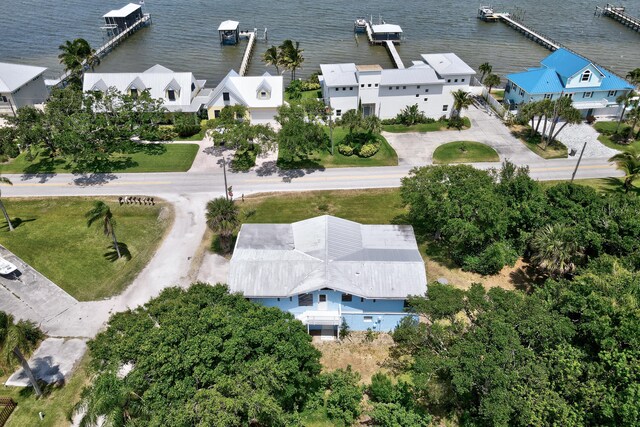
left=0, top=397, right=17, bottom=426
left=481, top=87, right=507, bottom=118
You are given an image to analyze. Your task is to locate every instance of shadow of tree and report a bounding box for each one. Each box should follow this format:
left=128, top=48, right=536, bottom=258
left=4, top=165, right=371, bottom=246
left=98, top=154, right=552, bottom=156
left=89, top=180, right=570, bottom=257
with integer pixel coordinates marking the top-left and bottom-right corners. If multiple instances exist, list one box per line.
left=72, top=157, right=138, bottom=174
left=128, top=143, right=167, bottom=156
left=509, top=262, right=547, bottom=293
left=21, top=157, right=68, bottom=175
left=104, top=242, right=132, bottom=262
left=73, top=173, right=119, bottom=187
left=0, top=217, right=36, bottom=231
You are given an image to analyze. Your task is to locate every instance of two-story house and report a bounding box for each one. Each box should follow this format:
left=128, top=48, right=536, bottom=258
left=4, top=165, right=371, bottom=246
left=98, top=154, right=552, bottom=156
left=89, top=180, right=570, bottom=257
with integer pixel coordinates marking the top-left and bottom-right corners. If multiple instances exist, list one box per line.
left=83, top=64, right=211, bottom=113
left=319, top=52, right=476, bottom=120
left=504, top=48, right=634, bottom=118
left=227, top=215, right=427, bottom=340
left=206, top=70, right=283, bottom=125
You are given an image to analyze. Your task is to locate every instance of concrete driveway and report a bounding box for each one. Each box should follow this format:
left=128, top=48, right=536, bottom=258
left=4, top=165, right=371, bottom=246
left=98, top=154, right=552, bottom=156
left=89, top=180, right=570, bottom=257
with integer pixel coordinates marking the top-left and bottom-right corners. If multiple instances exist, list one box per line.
left=384, top=104, right=541, bottom=166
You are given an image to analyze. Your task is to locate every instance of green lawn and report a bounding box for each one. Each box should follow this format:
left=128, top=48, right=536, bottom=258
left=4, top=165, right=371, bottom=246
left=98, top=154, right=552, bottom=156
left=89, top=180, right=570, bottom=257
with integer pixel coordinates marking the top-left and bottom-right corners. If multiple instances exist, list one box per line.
left=491, top=89, right=505, bottom=102
left=541, top=177, right=640, bottom=195
left=593, top=121, right=640, bottom=152
left=1, top=356, right=91, bottom=427
left=512, top=126, right=568, bottom=159
left=433, top=141, right=499, bottom=164
left=284, top=89, right=322, bottom=102
left=277, top=127, right=398, bottom=169
left=0, top=144, right=199, bottom=174
left=382, top=117, right=471, bottom=133
left=0, top=197, right=173, bottom=301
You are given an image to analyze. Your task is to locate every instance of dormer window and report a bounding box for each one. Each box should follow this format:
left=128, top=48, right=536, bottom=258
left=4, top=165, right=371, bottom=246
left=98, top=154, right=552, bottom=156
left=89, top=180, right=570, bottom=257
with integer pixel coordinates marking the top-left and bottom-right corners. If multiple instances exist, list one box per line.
left=581, top=70, right=592, bottom=82
left=167, top=89, right=176, bottom=101
left=257, top=90, right=270, bottom=100
left=130, top=88, right=138, bottom=98
left=223, top=92, right=230, bottom=102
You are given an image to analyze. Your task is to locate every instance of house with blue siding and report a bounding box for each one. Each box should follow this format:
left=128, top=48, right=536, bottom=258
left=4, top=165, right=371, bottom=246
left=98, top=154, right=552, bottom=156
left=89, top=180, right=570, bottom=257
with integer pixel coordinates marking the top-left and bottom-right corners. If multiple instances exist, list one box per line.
left=504, top=48, right=634, bottom=117
left=227, top=215, right=427, bottom=339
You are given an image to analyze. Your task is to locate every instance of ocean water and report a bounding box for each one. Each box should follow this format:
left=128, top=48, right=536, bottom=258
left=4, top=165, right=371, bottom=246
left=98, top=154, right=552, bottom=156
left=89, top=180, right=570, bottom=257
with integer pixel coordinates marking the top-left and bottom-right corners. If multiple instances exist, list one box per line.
left=2, top=0, right=639, bottom=85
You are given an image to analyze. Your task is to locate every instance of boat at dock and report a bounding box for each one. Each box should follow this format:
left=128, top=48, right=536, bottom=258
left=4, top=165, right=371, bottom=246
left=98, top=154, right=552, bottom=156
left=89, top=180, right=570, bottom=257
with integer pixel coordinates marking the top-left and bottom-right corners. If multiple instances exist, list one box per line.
left=477, top=6, right=500, bottom=21
left=354, top=17, right=367, bottom=33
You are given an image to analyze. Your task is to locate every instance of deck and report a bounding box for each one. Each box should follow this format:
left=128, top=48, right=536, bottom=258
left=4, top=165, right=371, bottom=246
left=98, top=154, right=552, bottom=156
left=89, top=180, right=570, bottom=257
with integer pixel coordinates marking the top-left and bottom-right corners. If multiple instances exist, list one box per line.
left=238, top=31, right=257, bottom=77
left=494, top=13, right=561, bottom=50
left=384, top=41, right=405, bottom=69
left=596, top=4, right=640, bottom=32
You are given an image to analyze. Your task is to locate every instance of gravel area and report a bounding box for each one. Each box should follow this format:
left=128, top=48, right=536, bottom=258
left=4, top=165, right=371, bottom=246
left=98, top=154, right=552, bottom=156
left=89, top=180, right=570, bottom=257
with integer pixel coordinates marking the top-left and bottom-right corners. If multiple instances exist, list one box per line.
left=554, top=122, right=619, bottom=159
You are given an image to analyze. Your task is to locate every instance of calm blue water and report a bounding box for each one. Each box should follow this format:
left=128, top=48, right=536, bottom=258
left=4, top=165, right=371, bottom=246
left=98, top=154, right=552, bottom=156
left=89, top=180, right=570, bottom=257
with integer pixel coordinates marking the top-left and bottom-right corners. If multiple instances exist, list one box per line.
left=2, top=0, right=639, bottom=85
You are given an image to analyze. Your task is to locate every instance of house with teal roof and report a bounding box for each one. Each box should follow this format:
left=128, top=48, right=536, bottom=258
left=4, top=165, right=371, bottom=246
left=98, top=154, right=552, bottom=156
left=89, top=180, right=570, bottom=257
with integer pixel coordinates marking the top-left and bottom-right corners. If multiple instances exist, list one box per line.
left=504, top=48, right=634, bottom=118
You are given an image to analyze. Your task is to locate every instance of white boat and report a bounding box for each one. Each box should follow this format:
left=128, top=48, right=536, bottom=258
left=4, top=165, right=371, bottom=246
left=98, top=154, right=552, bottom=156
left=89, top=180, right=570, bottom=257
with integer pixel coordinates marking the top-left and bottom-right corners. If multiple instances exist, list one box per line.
left=354, top=17, right=367, bottom=33
left=0, top=257, right=18, bottom=275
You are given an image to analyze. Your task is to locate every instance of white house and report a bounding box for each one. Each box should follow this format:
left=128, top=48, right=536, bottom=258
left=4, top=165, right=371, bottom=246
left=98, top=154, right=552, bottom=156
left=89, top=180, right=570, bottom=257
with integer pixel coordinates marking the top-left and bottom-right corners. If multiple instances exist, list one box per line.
left=0, top=62, right=49, bottom=115
left=83, top=64, right=210, bottom=113
left=319, top=53, right=476, bottom=120
left=228, top=215, right=427, bottom=339
left=207, top=70, right=283, bottom=125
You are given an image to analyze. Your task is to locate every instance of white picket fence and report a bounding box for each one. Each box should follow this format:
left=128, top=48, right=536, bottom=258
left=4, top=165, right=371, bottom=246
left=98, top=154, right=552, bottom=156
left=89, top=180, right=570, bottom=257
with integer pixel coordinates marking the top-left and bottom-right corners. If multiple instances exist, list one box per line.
left=481, top=87, right=507, bottom=118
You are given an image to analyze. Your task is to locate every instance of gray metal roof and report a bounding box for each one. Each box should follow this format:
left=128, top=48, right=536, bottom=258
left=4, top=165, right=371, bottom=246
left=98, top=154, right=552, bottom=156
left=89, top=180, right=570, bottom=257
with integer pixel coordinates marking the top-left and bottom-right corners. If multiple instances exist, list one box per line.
left=228, top=215, right=427, bottom=299
left=380, top=67, right=443, bottom=86
left=420, top=53, right=476, bottom=76
left=0, top=62, right=47, bottom=93
left=319, top=63, right=358, bottom=87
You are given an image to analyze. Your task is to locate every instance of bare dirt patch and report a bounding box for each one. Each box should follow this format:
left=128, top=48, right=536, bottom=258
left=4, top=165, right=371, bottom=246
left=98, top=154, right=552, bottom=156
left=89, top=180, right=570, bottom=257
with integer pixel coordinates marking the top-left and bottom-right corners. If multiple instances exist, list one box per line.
left=315, top=332, right=393, bottom=384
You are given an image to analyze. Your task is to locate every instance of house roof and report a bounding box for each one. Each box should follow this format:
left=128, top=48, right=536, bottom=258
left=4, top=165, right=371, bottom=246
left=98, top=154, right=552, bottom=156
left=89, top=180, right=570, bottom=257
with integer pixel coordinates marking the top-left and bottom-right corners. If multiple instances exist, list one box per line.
left=208, top=70, right=283, bottom=108
left=380, top=67, right=442, bottom=86
left=507, top=49, right=634, bottom=94
left=83, top=64, right=205, bottom=112
left=0, top=62, right=47, bottom=93
left=218, top=20, right=239, bottom=31
left=371, top=24, right=402, bottom=33
left=103, top=3, right=141, bottom=18
left=320, top=63, right=358, bottom=87
left=420, top=53, right=476, bottom=76
left=228, top=215, right=427, bottom=299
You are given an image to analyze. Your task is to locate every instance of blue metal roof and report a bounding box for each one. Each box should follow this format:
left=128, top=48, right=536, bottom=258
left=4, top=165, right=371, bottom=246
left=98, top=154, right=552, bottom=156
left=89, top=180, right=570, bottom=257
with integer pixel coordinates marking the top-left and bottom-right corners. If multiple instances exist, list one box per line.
left=506, top=48, right=633, bottom=95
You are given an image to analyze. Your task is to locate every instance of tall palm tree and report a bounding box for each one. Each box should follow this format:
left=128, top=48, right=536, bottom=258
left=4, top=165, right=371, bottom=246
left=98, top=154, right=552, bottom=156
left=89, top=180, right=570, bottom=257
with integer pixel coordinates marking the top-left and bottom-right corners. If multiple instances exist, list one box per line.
left=86, top=201, right=121, bottom=259
left=608, top=149, right=640, bottom=193
left=479, top=62, right=492, bottom=83
left=615, top=91, right=636, bottom=133
left=529, top=223, right=582, bottom=277
left=0, top=313, right=43, bottom=397
left=625, top=100, right=640, bottom=141
left=262, top=45, right=280, bottom=75
left=484, top=74, right=501, bottom=99
left=451, top=89, right=473, bottom=119
left=279, top=40, right=304, bottom=80
left=0, top=176, right=14, bottom=231
left=58, top=38, right=100, bottom=85
left=626, top=68, right=640, bottom=87
left=205, top=197, right=239, bottom=253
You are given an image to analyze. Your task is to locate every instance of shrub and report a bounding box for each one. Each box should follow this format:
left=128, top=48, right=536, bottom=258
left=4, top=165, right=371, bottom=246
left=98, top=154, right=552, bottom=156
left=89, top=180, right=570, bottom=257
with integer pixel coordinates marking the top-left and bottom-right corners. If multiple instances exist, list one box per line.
left=173, top=114, right=202, bottom=138
left=369, top=373, right=396, bottom=403
left=231, top=147, right=257, bottom=171
left=322, top=367, right=363, bottom=425
left=358, top=143, right=379, bottom=158
left=339, top=317, right=351, bottom=340
left=301, top=81, right=321, bottom=91
left=369, top=403, right=432, bottom=427
left=462, top=241, right=518, bottom=275
left=338, top=144, right=354, bottom=156
left=447, top=116, right=465, bottom=130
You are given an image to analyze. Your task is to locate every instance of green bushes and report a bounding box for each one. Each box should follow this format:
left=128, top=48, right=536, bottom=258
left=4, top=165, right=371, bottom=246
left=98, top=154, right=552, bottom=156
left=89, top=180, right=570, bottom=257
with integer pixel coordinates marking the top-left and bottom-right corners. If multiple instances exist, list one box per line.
left=320, top=367, right=362, bottom=425
left=338, top=131, right=381, bottom=158
left=173, top=113, right=202, bottom=138
left=358, top=143, right=379, bottom=158
left=230, top=147, right=258, bottom=171
left=338, top=144, right=353, bottom=156
left=462, top=241, right=519, bottom=275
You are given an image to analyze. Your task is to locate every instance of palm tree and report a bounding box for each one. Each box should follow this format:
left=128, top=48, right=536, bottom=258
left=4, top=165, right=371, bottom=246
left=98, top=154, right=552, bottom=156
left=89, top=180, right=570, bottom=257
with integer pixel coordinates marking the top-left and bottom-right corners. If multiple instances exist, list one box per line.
left=0, top=176, right=14, bottom=231
left=484, top=74, right=501, bottom=99
left=625, top=100, right=640, bottom=141
left=58, top=38, right=99, bottom=85
left=608, top=149, right=640, bottom=193
left=262, top=45, right=280, bottom=75
left=0, top=313, right=43, bottom=397
left=626, top=68, right=640, bottom=87
left=206, top=197, right=239, bottom=253
left=362, top=115, right=382, bottom=135
left=615, top=91, right=636, bottom=133
left=86, top=201, right=121, bottom=259
left=279, top=40, right=304, bottom=80
left=529, top=223, right=582, bottom=277
left=451, top=89, right=473, bottom=119
left=339, top=109, right=362, bottom=135
left=479, top=62, right=492, bottom=83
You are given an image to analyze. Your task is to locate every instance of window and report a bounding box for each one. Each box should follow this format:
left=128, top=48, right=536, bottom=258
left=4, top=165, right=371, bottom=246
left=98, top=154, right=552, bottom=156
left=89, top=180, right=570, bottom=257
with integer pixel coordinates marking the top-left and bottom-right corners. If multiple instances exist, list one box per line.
left=130, top=88, right=138, bottom=98
left=581, top=70, right=591, bottom=82
left=454, top=79, right=458, bottom=82
left=396, top=86, right=399, bottom=90
left=368, top=83, right=372, bottom=87
left=289, top=297, right=292, bottom=302
left=222, top=92, right=230, bottom=102
left=447, top=79, right=451, bottom=83
left=402, top=86, right=406, bottom=89
left=564, top=93, right=574, bottom=99
left=519, top=89, right=525, bottom=96
left=416, top=94, right=419, bottom=97
left=442, top=105, right=448, bottom=111
left=349, top=87, right=353, bottom=91
left=364, top=316, right=373, bottom=322
left=608, top=90, right=617, bottom=97
left=461, top=78, right=465, bottom=82
left=341, top=294, right=352, bottom=302
left=336, top=109, right=342, bottom=116
left=214, top=110, right=220, bottom=118
left=424, top=97, right=428, bottom=101
left=277, top=298, right=280, bottom=301
left=259, top=90, right=268, bottom=99
left=389, top=87, right=393, bottom=91
left=191, top=82, right=196, bottom=92
left=342, top=87, right=346, bottom=91
left=360, top=297, right=364, bottom=302
left=403, top=300, right=410, bottom=308
left=583, top=92, right=593, bottom=99
left=361, top=84, right=365, bottom=88
left=298, top=293, right=313, bottom=306
left=374, top=83, right=379, bottom=87
left=0, top=96, right=7, bottom=103
left=425, top=88, right=429, bottom=93
left=544, top=93, right=553, bottom=100
left=167, top=89, right=176, bottom=101
left=373, top=299, right=377, bottom=303
left=319, top=294, right=327, bottom=303
left=417, top=85, right=421, bottom=89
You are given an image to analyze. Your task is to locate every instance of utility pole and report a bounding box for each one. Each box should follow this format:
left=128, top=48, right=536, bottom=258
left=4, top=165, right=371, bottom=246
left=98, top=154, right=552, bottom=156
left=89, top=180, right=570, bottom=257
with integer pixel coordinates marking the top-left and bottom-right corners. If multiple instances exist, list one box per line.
left=222, top=153, right=229, bottom=200
left=571, top=140, right=587, bottom=182
left=325, top=106, right=334, bottom=155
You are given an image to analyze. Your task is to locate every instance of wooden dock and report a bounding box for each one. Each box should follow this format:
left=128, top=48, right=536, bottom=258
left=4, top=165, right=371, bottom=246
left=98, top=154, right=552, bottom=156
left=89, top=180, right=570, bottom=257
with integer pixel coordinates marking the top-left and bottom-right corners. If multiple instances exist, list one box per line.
left=384, top=41, right=405, bottom=69
left=239, top=31, right=257, bottom=77
left=494, top=13, right=561, bottom=51
left=55, top=13, right=151, bottom=86
left=596, top=4, right=640, bottom=32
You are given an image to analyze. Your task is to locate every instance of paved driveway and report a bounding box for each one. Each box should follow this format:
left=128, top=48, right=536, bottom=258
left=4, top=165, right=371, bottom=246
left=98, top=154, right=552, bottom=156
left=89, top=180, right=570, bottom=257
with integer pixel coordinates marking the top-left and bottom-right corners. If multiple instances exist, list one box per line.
left=384, top=104, right=541, bottom=166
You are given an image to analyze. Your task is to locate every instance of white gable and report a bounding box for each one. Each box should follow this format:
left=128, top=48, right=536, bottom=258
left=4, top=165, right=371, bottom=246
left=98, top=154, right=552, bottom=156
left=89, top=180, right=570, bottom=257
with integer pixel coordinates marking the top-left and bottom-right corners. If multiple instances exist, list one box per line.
left=565, top=63, right=605, bottom=89
left=208, top=70, right=283, bottom=109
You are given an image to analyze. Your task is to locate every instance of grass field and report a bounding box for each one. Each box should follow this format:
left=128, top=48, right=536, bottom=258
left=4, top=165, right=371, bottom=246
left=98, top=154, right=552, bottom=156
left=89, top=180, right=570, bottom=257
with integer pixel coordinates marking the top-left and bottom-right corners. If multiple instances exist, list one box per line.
left=0, top=197, right=173, bottom=301
left=0, top=356, right=91, bottom=427
left=382, top=117, right=471, bottom=133
left=284, top=89, right=322, bottom=102
left=0, top=144, right=199, bottom=174
left=277, top=127, right=398, bottom=169
left=593, top=121, right=640, bottom=152
left=432, top=141, right=499, bottom=164
left=511, top=125, right=568, bottom=159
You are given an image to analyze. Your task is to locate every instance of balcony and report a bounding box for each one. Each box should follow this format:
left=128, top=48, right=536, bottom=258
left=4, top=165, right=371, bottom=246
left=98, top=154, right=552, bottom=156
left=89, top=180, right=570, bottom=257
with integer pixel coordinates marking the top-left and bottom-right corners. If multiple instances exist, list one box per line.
left=295, top=310, right=341, bottom=326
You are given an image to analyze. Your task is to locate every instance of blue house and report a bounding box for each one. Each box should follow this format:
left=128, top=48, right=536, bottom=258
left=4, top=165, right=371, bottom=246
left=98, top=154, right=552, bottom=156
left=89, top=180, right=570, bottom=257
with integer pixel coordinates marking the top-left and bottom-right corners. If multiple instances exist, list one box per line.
left=227, top=215, right=427, bottom=339
left=504, top=48, right=634, bottom=118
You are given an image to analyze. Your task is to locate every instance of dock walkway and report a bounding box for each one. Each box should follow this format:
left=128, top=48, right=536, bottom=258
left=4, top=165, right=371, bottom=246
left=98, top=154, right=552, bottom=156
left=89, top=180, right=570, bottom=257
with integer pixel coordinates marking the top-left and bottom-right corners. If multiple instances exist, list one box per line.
left=495, top=13, right=560, bottom=50
left=596, top=4, right=640, bottom=32
left=239, top=30, right=257, bottom=77
left=384, top=41, right=405, bottom=69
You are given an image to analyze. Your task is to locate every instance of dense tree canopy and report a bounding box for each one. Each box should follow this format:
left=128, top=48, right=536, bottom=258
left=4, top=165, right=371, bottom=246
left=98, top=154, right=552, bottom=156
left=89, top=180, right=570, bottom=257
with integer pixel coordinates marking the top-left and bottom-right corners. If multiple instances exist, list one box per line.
left=77, top=284, right=322, bottom=426
left=275, top=103, right=328, bottom=162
